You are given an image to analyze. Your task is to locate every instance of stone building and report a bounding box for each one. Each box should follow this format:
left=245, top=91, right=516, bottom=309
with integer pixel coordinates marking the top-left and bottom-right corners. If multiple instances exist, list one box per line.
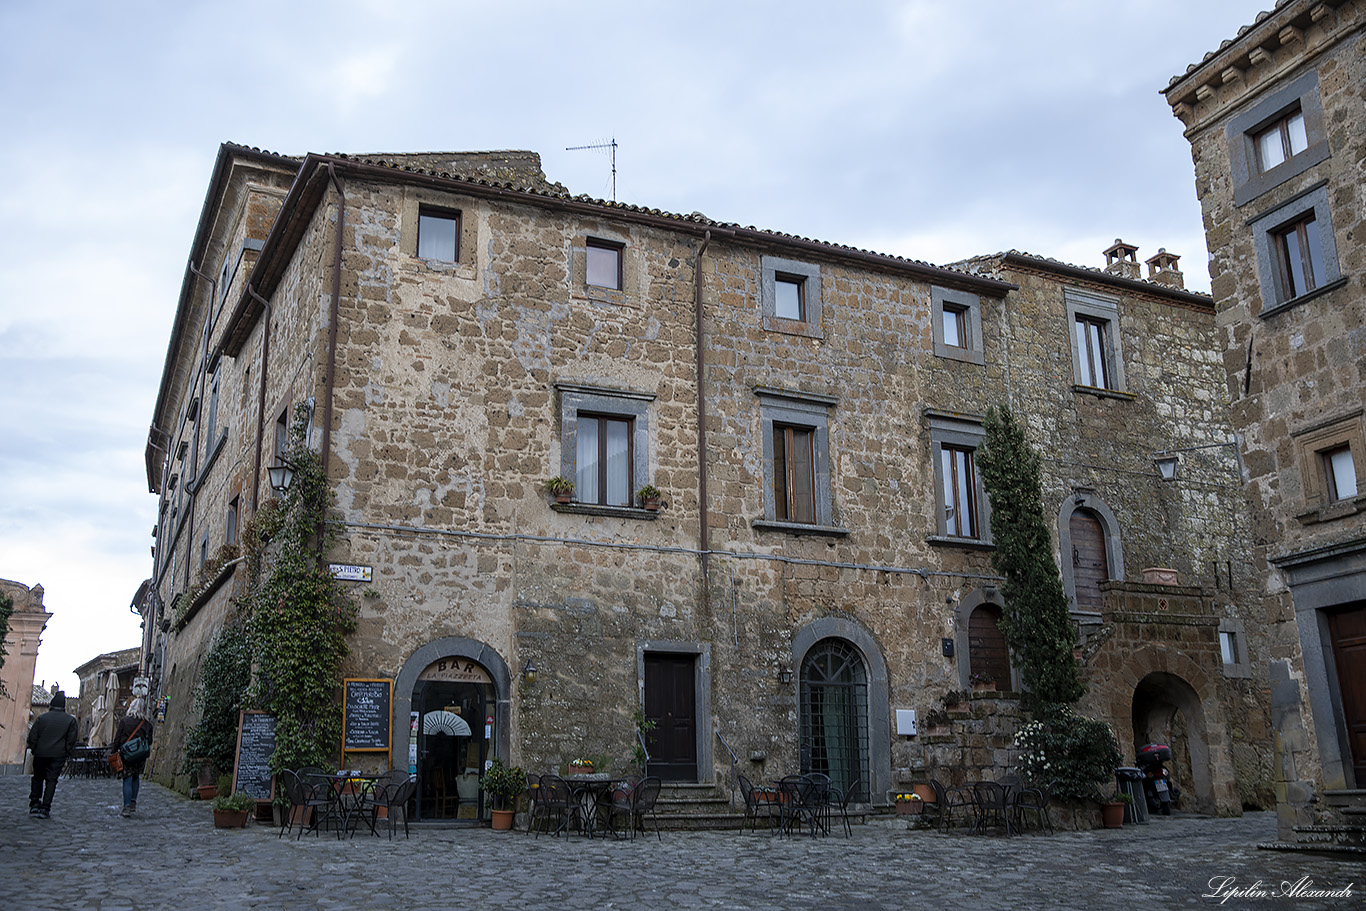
left=1162, top=0, right=1365, bottom=849
left=73, top=646, right=142, bottom=747
left=142, top=143, right=1266, bottom=820
left=0, top=579, right=50, bottom=772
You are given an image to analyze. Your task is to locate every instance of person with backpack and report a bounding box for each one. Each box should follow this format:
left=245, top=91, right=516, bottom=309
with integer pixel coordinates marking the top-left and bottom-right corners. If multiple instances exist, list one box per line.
left=27, top=691, right=79, bottom=819
left=110, top=697, right=154, bottom=817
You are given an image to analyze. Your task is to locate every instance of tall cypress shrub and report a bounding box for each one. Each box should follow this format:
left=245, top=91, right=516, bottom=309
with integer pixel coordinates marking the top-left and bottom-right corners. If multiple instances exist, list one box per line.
left=976, top=405, right=1084, bottom=708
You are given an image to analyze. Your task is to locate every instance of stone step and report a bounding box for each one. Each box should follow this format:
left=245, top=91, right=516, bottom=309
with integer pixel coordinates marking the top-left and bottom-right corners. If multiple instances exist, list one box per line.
left=1286, top=824, right=1366, bottom=852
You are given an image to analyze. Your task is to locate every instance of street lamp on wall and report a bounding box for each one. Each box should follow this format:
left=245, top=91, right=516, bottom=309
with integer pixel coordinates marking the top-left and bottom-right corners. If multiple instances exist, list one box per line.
left=268, top=459, right=296, bottom=493
left=777, top=666, right=793, bottom=685
left=521, top=658, right=537, bottom=685
left=1152, top=440, right=1240, bottom=482
left=1155, top=454, right=1180, bottom=481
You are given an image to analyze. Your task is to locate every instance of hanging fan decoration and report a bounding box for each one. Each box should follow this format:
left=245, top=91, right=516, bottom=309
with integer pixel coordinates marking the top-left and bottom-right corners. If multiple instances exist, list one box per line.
left=423, top=710, right=472, bottom=736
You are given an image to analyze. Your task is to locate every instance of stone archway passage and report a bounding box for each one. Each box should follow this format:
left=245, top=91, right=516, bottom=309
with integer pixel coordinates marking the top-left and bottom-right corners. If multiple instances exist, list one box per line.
left=1131, top=671, right=1211, bottom=814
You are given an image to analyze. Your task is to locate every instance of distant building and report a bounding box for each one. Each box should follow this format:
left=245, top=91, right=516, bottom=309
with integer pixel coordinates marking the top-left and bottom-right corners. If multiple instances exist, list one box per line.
left=0, top=579, right=50, bottom=772
left=74, top=647, right=142, bottom=747
left=142, top=144, right=1267, bottom=821
left=1163, top=0, right=1364, bottom=850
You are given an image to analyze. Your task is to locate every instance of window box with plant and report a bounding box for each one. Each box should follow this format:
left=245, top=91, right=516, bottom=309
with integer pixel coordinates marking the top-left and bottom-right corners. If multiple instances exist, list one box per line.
left=544, top=476, right=574, bottom=504
left=636, top=485, right=661, bottom=511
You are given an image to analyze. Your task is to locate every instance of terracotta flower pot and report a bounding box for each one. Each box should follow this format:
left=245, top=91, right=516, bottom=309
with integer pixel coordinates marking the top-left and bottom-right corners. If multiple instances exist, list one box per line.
left=490, top=809, right=515, bottom=831
left=213, top=809, right=250, bottom=829
left=1100, top=802, right=1125, bottom=829
left=196, top=785, right=219, bottom=800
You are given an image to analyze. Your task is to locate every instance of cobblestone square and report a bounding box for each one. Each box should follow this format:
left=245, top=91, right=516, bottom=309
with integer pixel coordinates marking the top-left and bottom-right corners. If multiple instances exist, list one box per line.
left=0, top=778, right=1357, bottom=910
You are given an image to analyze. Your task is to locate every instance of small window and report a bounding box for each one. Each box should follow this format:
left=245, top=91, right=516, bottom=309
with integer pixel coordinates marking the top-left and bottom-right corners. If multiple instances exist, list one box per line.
left=1271, top=214, right=1325, bottom=303
left=773, top=423, right=816, bottom=523
left=1074, top=315, right=1111, bottom=389
left=760, top=256, right=823, bottom=335
left=274, top=408, right=289, bottom=462
left=586, top=239, right=623, bottom=290
left=931, top=286, right=984, bottom=365
left=774, top=274, right=806, bottom=321
left=225, top=496, right=239, bottom=546
left=927, top=412, right=991, bottom=545
left=1219, top=630, right=1238, bottom=666
left=417, top=209, right=460, bottom=261
left=1323, top=446, right=1358, bottom=502
left=576, top=413, right=633, bottom=507
left=940, top=445, right=979, bottom=539
left=1253, top=109, right=1308, bottom=173
left=942, top=306, right=967, bottom=348
left=756, top=388, right=837, bottom=531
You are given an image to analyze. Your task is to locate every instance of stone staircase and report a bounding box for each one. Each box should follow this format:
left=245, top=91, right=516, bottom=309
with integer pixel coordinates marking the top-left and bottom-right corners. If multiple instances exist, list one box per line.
left=1264, top=790, right=1366, bottom=855
left=651, top=781, right=746, bottom=830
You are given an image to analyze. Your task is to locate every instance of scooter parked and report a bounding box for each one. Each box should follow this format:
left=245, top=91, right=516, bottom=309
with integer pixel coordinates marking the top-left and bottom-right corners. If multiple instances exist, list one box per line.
left=1136, top=743, right=1180, bottom=815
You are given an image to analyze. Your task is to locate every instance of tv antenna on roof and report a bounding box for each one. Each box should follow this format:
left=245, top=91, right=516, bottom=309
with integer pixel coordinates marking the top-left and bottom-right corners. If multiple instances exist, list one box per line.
left=565, top=137, right=618, bottom=202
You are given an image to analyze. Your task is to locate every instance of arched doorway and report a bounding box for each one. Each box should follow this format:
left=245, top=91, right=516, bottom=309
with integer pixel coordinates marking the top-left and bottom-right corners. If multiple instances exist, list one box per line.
left=1070, top=510, right=1109, bottom=612
left=411, top=656, right=495, bottom=821
left=968, top=604, right=1011, bottom=690
left=391, top=637, right=512, bottom=825
left=800, top=639, right=869, bottom=801
left=1131, top=672, right=1212, bottom=813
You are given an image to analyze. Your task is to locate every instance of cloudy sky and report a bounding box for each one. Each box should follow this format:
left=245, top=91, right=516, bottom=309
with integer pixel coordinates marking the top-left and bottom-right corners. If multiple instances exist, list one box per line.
left=0, top=0, right=1264, bottom=694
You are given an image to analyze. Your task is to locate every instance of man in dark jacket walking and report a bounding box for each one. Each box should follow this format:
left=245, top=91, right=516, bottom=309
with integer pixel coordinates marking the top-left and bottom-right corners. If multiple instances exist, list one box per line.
left=27, top=692, right=79, bottom=818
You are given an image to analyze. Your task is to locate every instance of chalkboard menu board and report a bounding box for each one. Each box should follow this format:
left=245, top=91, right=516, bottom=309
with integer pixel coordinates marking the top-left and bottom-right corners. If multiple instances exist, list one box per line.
left=343, top=678, right=392, bottom=753
left=232, top=711, right=276, bottom=801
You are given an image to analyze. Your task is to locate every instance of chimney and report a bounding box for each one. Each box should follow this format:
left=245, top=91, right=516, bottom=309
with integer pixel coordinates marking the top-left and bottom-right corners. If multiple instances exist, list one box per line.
left=1145, top=248, right=1185, bottom=289
left=1103, top=239, right=1141, bottom=280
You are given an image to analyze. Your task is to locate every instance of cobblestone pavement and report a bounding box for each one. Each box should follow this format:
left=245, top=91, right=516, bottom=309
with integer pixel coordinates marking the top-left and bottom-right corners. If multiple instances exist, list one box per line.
left=0, top=777, right=1358, bottom=910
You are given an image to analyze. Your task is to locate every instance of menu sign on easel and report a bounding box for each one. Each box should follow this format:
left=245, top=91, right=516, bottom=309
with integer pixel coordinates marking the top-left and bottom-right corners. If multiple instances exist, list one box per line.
left=232, top=711, right=276, bottom=801
left=343, top=678, right=392, bottom=752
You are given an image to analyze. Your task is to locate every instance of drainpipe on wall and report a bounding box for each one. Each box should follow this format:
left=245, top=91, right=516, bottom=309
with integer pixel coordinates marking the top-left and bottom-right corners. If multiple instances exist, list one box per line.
left=321, top=163, right=345, bottom=479
left=695, top=230, right=712, bottom=595
left=248, top=286, right=273, bottom=511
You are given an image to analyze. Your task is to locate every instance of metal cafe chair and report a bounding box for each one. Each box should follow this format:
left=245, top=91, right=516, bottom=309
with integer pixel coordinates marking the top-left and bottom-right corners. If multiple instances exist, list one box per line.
left=831, top=776, right=860, bottom=837
left=533, top=775, right=576, bottom=838
left=927, top=778, right=974, bottom=833
left=737, top=773, right=782, bottom=834
left=972, top=780, right=1015, bottom=836
left=609, top=776, right=662, bottom=841
left=359, top=772, right=417, bottom=840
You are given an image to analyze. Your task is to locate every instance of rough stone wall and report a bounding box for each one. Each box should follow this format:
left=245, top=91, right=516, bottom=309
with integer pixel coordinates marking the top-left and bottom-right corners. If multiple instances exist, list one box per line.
left=149, top=151, right=1268, bottom=808
left=1163, top=0, right=1365, bottom=839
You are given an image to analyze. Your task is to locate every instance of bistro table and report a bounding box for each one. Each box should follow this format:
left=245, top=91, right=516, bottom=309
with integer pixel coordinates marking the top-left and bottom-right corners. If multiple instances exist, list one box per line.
left=563, top=773, right=614, bottom=838
left=328, top=771, right=382, bottom=837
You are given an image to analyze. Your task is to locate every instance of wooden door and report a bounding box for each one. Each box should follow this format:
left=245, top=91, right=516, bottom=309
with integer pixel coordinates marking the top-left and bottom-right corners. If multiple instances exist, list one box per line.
left=644, top=654, right=697, bottom=781
left=1070, top=510, right=1109, bottom=612
left=968, top=605, right=1011, bottom=689
left=1327, top=603, right=1366, bottom=786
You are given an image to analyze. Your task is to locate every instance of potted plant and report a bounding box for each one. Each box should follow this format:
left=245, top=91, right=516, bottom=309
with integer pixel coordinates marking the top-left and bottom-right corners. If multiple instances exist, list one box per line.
left=568, top=757, right=595, bottom=775
left=481, top=757, right=526, bottom=831
left=970, top=672, right=997, bottom=693
left=1100, top=791, right=1131, bottom=829
left=636, top=484, right=661, bottom=511
left=545, top=476, right=574, bottom=504
left=922, top=709, right=951, bottom=736
left=212, top=791, right=255, bottom=828
left=893, top=792, right=925, bottom=816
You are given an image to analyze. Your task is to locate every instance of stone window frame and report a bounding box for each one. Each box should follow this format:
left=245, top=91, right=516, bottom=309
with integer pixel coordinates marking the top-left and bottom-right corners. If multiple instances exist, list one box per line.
left=1291, top=410, right=1366, bottom=524
left=1056, top=491, right=1125, bottom=614
left=1065, top=287, right=1129, bottom=397
left=1217, top=617, right=1251, bottom=679
left=1227, top=69, right=1330, bottom=208
left=760, top=255, right=823, bottom=339
left=752, top=386, right=844, bottom=536
left=398, top=190, right=478, bottom=279
left=926, top=410, right=992, bottom=548
left=572, top=228, right=640, bottom=308
left=931, top=285, right=984, bottom=365
left=1249, top=183, right=1344, bottom=318
left=555, top=382, right=654, bottom=516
